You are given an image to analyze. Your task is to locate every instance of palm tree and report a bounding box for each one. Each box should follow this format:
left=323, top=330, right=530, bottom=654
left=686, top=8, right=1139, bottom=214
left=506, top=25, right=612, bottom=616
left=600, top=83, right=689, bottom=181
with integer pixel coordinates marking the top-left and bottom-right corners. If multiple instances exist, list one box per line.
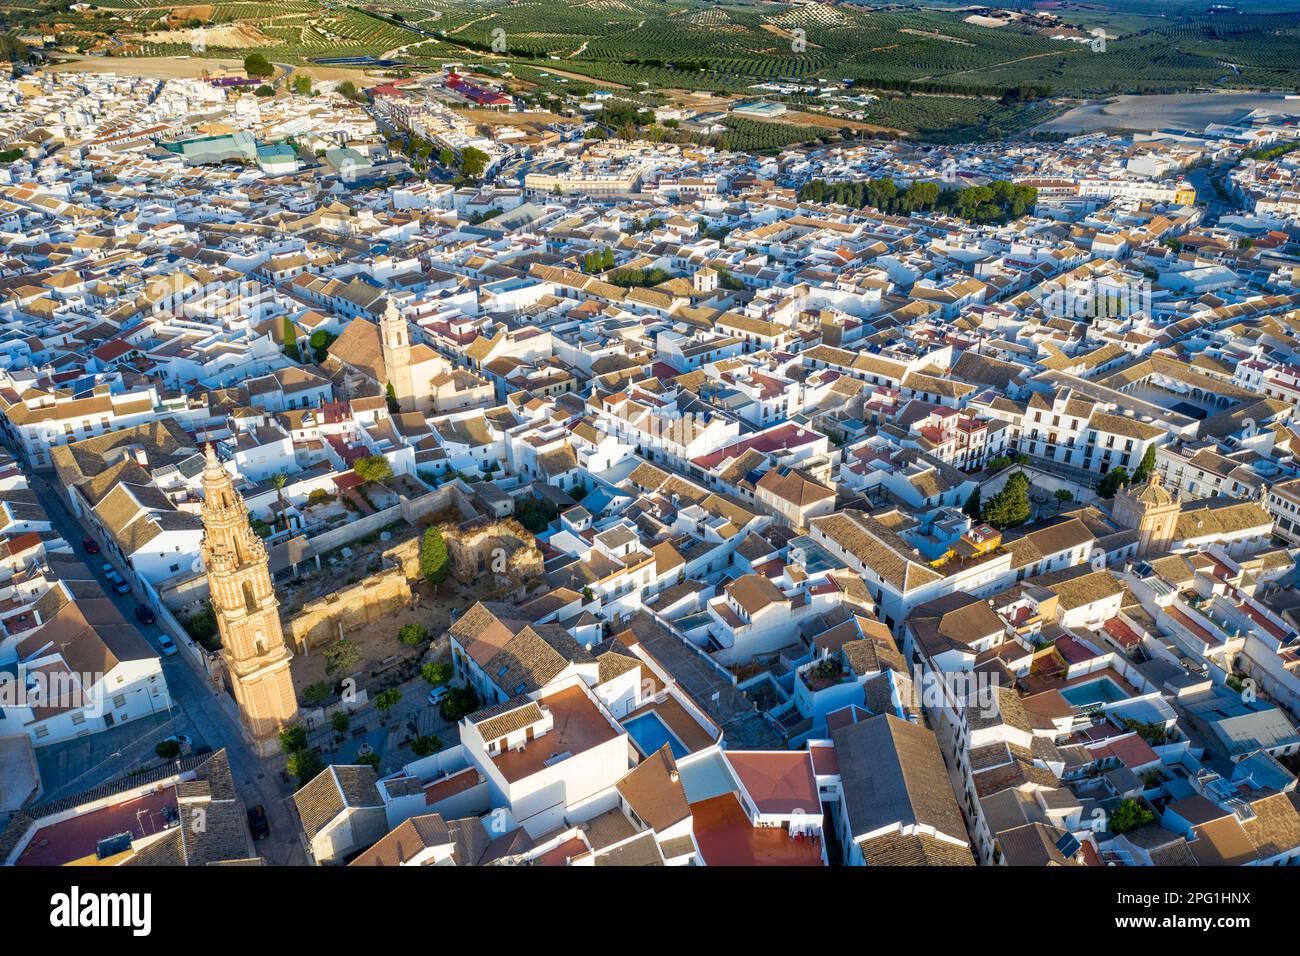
left=272, top=472, right=288, bottom=527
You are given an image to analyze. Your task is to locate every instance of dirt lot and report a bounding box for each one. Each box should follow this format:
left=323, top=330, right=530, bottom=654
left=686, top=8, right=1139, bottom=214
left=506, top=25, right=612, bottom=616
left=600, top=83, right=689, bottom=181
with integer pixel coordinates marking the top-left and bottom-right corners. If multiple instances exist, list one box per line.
left=455, top=106, right=580, bottom=129
left=136, top=23, right=272, bottom=48
left=289, top=575, right=494, bottom=695
left=45, top=55, right=249, bottom=79
left=44, top=55, right=384, bottom=84
left=290, top=586, right=437, bottom=692
left=168, top=4, right=214, bottom=24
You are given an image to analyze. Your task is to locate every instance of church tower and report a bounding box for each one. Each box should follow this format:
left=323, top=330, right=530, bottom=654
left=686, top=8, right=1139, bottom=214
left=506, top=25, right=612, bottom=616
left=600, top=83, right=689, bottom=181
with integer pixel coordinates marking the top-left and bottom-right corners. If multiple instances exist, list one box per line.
left=1112, top=471, right=1181, bottom=558
left=380, top=299, right=416, bottom=412
left=200, top=444, right=299, bottom=756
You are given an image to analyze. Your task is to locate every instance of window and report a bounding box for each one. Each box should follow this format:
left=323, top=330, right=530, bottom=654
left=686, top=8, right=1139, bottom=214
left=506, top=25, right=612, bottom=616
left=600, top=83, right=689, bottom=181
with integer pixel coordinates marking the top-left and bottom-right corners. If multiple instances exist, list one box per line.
left=112, top=694, right=127, bottom=708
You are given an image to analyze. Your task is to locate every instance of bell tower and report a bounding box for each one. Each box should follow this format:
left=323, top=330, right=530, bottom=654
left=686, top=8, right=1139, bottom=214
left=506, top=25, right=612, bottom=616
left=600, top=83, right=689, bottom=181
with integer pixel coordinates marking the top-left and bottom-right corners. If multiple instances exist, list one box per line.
left=1112, top=470, right=1181, bottom=558
left=200, top=444, right=298, bottom=756
left=380, top=299, right=416, bottom=412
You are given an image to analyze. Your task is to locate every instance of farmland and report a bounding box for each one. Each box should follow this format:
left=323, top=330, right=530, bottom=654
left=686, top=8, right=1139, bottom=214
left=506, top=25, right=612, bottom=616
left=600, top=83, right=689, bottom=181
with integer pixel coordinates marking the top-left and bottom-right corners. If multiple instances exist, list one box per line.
left=7, top=0, right=1300, bottom=143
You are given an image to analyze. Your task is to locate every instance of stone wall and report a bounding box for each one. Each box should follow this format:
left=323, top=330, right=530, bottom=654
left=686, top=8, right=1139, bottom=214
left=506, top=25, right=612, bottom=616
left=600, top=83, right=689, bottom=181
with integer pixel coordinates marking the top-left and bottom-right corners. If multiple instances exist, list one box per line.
left=288, top=563, right=412, bottom=652
left=383, top=534, right=423, bottom=582
left=442, top=516, right=544, bottom=596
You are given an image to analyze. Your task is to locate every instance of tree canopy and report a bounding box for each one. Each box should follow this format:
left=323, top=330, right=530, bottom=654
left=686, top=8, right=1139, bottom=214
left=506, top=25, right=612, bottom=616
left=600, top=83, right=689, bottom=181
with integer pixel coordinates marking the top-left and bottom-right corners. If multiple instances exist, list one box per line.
left=461, top=146, right=490, bottom=179
left=244, top=52, right=274, bottom=79
left=354, top=455, right=393, bottom=485
left=420, top=525, right=450, bottom=584
left=981, top=471, right=1031, bottom=529
left=1098, top=467, right=1130, bottom=499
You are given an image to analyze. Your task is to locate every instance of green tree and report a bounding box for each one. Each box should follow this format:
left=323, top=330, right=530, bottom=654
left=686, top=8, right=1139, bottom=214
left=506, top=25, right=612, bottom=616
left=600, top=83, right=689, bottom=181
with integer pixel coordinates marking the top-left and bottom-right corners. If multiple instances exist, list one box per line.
left=385, top=381, right=399, bottom=413
left=421, top=662, right=452, bottom=686
left=302, top=681, right=332, bottom=705
left=439, top=685, right=480, bottom=722
left=330, top=710, right=351, bottom=733
left=982, top=472, right=1031, bottom=529
left=272, top=472, right=289, bottom=520
left=354, top=455, right=393, bottom=485
left=375, top=688, right=402, bottom=718
left=183, top=603, right=218, bottom=645
left=254, top=85, right=274, bottom=98
left=1098, top=467, right=1129, bottom=499
left=337, top=80, right=358, bottom=100
left=282, top=316, right=299, bottom=360
left=287, top=748, right=324, bottom=784
left=308, top=329, right=336, bottom=363
left=291, top=73, right=313, bottom=96
left=397, top=623, right=429, bottom=646
left=1132, top=445, right=1157, bottom=484
left=1109, top=798, right=1155, bottom=835
left=244, top=52, right=274, bottom=79
left=410, top=735, right=442, bottom=757
left=155, top=739, right=181, bottom=760
left=0, top=35, right=29, bottom=64
left=323, top=639, right=359, bottom=676
left=354, top=752, right=380, bottom=771
left=1055, top=489, right=1074, bottom=505
left=962, top=486, right=981, bottom=519
left=461, top=146, right=489, bottom=179
left=279, top=724, right=308, bottom=753
left=420, top=525, right=450, bottom=584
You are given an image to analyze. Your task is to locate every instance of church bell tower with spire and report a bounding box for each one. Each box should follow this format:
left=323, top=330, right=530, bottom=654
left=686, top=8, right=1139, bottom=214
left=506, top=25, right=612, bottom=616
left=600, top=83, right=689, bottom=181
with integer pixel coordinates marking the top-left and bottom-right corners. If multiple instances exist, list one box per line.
left=380, top=298, right=416, bottom=412
left=200, top=444, right=299, bottom=756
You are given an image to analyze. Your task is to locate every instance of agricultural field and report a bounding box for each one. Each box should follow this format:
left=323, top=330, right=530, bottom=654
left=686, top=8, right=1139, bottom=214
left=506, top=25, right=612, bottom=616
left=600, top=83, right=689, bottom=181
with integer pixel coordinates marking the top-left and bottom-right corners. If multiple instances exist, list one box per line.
left=8, top=0, right=1300, bottom=143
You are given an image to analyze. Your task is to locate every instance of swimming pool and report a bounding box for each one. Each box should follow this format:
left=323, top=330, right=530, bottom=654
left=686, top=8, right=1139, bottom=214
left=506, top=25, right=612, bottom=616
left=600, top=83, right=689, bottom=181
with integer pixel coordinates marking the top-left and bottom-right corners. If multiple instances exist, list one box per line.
left=623, top=712, right=689, bottom=759
left=1060, top=676, right=1128, bottom=708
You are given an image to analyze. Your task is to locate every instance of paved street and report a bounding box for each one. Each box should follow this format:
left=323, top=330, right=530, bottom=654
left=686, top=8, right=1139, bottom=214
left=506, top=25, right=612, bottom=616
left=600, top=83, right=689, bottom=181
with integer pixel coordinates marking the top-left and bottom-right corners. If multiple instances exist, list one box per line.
left=21, top=465, right=308, bottom=865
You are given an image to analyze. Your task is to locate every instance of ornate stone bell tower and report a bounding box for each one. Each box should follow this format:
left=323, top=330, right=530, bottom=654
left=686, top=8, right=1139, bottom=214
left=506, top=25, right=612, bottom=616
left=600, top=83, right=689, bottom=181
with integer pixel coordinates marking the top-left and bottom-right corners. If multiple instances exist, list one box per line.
left=200, top=444, right=298, bottom=756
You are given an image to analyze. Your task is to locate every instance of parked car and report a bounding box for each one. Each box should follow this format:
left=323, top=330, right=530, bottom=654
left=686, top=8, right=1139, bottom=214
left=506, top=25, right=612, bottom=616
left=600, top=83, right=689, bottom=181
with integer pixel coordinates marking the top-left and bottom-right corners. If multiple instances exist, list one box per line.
left=194, top=744, right=212, bottom=756
left=427, top=685, right=451, bottom=706
left=100, top=562, right=114, bottom=576
left=247, top=804, right=270, bottom=840
left=82, top=537, right=99, bottom=554
left=134, top=605, right=156, bottom=626
left=156, top=633, right=178, bottom=657
left=104, top=570, right=131, bottom=595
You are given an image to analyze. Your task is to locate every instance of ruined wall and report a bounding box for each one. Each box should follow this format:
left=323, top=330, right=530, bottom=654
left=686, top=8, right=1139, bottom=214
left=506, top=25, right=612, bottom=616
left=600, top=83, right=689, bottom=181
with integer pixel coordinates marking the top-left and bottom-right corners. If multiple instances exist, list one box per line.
left=288, top=564, right=412, bottom=652
left=443, top=517, right=544, bottom=594
left=383, top=535, right=423, bottom=582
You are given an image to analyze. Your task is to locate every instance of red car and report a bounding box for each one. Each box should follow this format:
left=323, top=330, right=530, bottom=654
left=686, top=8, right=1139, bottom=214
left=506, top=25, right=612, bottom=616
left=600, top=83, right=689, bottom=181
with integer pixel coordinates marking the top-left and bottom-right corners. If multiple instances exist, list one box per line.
left=82, top=537, right=100, bottom=554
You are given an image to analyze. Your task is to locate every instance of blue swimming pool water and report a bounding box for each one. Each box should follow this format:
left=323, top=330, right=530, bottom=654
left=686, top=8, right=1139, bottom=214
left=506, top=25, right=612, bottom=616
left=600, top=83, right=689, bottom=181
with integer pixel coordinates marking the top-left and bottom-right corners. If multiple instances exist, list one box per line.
left=623, top=712, right=689, bottom=759
left=1060, top=677, right=1128, bottom=708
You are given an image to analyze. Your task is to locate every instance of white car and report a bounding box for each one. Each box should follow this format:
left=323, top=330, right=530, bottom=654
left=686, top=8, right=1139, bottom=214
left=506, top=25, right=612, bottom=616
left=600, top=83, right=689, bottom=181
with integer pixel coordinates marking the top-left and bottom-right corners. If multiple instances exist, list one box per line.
left=156, top=634, right=178, bottom=657
left=427, top=685, right=451, bottom=706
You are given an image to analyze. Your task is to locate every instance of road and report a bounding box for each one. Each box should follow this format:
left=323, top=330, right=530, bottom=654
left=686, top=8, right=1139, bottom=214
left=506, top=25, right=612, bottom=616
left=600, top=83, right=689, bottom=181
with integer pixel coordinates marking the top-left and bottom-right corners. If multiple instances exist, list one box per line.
left=1185, top=161, right=1236, bottom=226
left=21, top=466, right=308, bottom=865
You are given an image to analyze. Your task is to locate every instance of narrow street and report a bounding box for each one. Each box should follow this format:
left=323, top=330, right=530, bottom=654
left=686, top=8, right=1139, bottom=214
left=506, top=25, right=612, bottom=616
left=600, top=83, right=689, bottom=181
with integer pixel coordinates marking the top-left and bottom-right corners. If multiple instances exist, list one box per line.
left=21, top=465, right=308, bottom=865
